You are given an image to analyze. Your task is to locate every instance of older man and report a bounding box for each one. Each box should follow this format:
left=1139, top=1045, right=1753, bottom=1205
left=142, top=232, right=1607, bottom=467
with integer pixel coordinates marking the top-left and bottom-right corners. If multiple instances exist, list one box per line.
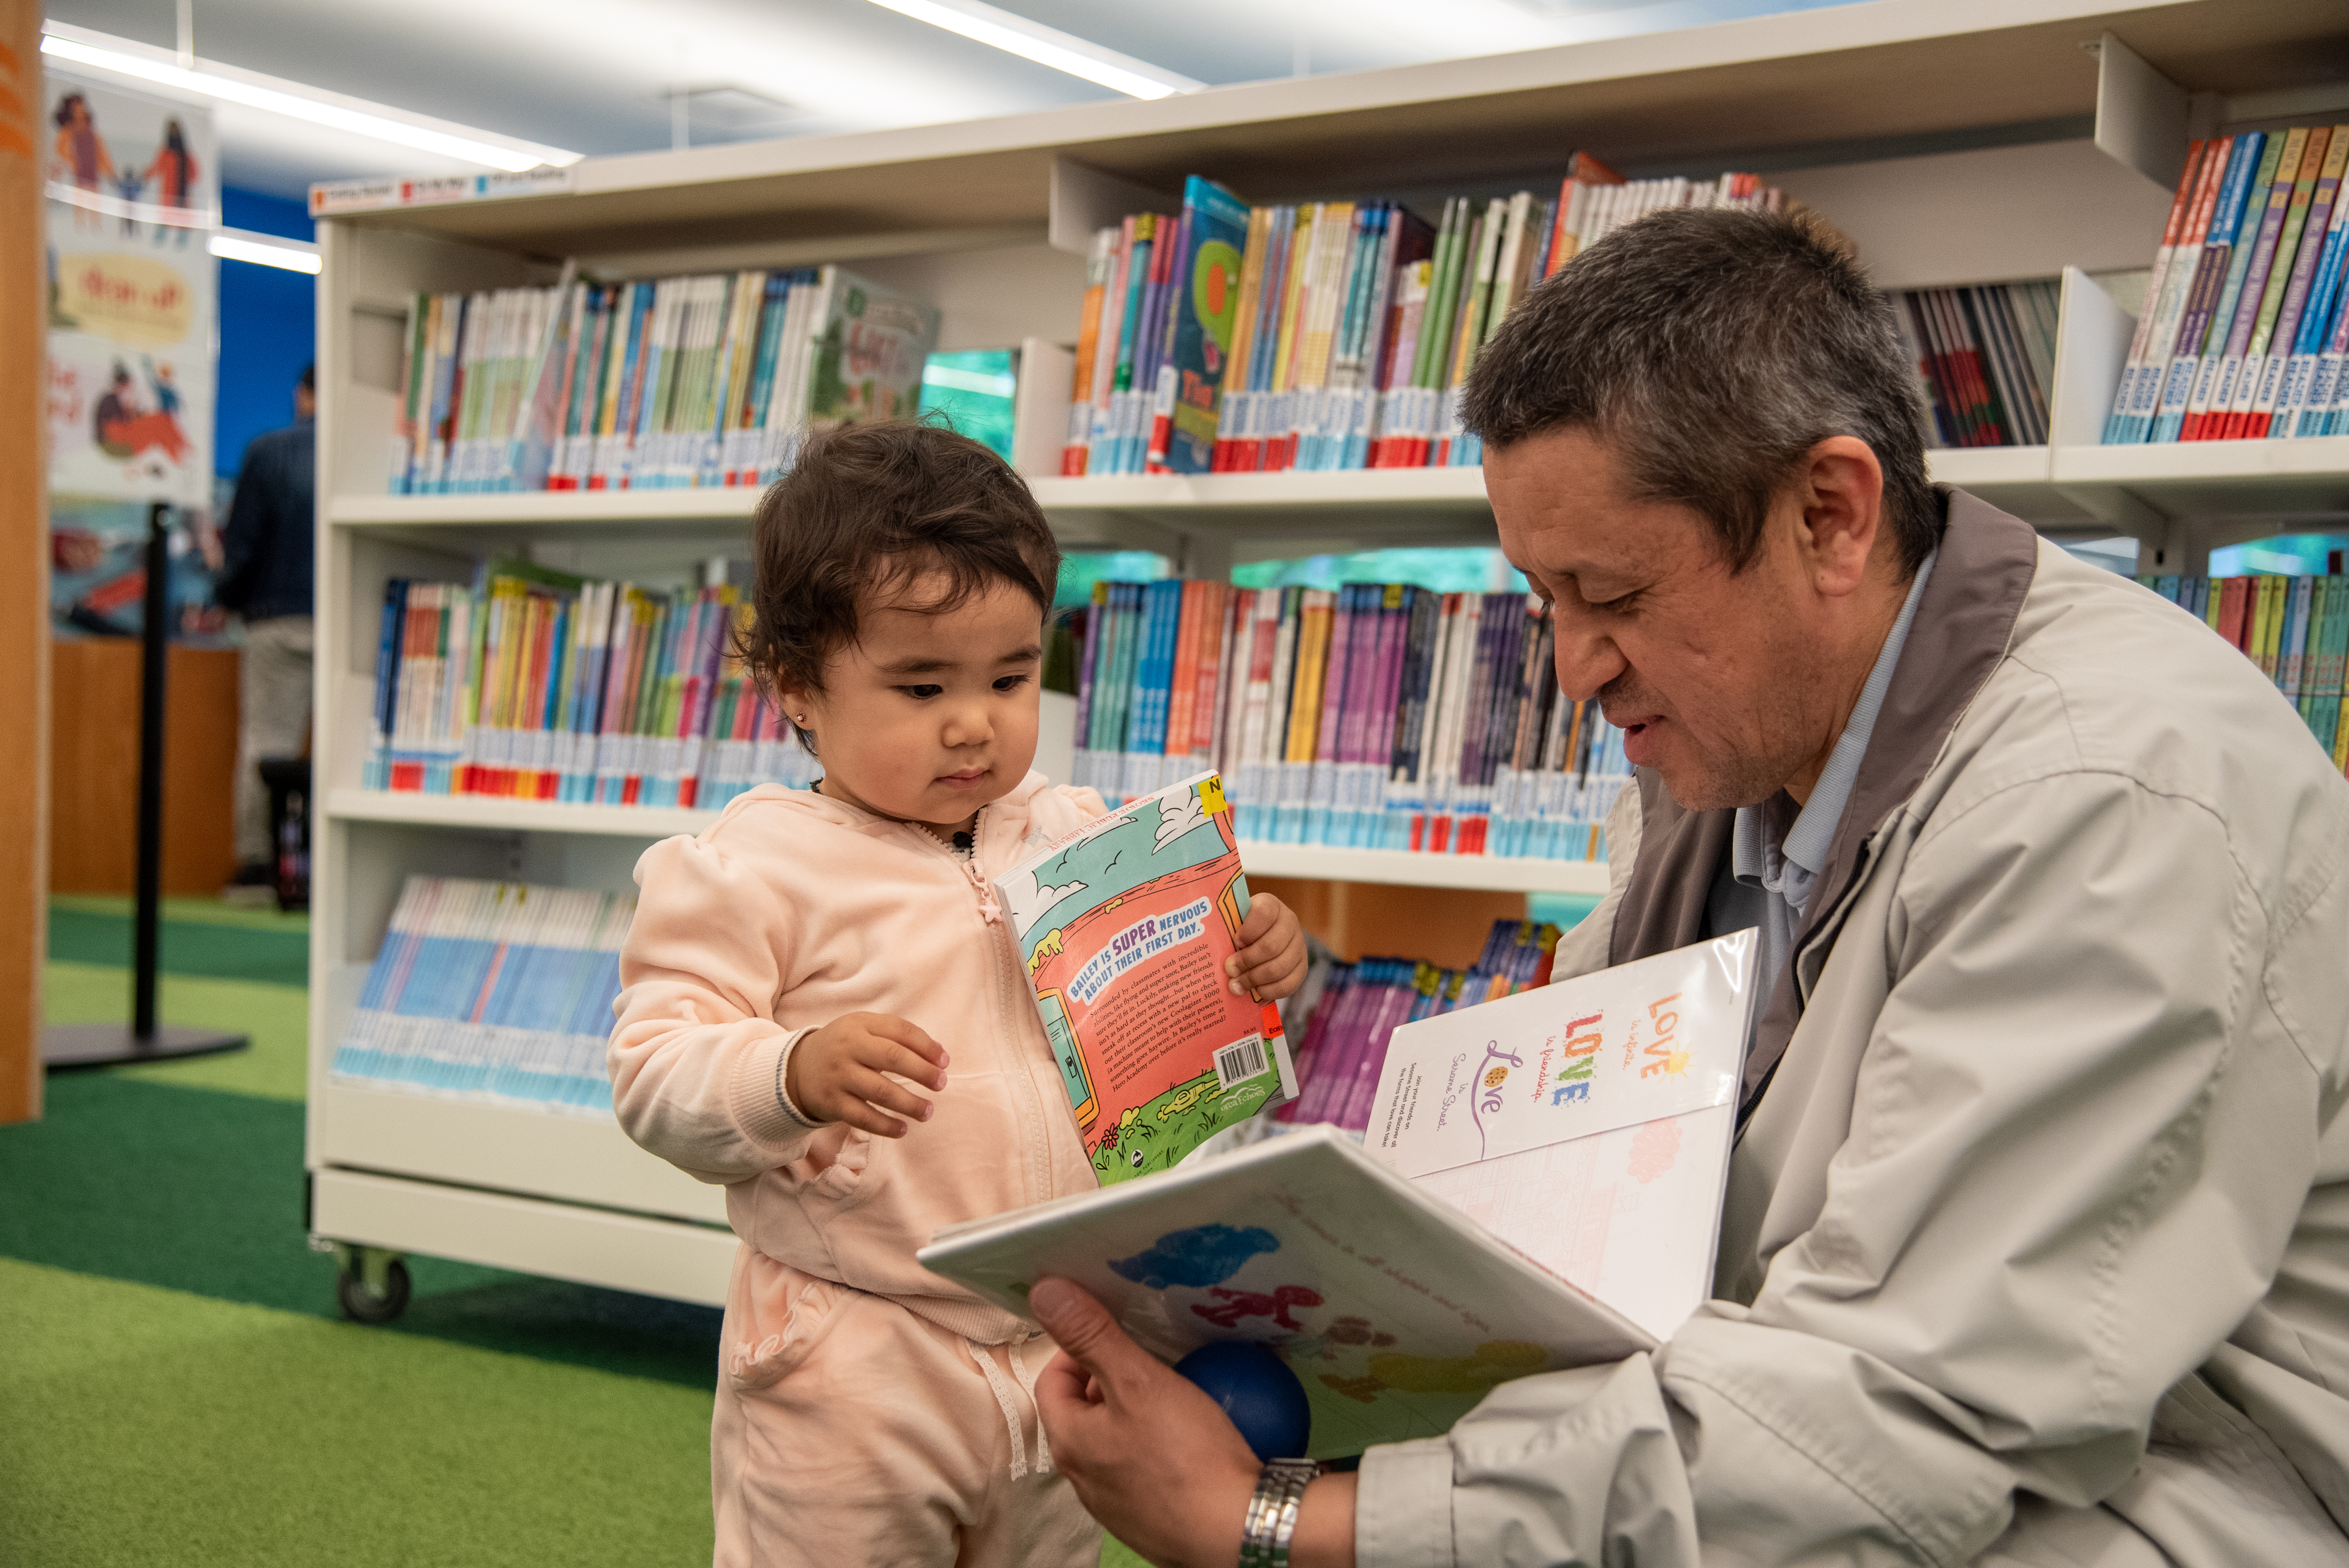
left=1032, top=208, right=2349, bottom=1568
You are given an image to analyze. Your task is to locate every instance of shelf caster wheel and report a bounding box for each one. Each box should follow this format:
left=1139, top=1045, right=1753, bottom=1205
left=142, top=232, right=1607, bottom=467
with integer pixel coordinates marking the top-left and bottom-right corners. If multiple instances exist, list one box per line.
left=335, top=1246, right=412, bottom=1325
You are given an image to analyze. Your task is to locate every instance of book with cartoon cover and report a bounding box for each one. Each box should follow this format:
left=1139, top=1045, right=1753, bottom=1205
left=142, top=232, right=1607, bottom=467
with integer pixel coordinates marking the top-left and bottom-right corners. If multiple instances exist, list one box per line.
left=995, top=770, right=1299, bottom=1185
left=919, top=931, right=1757, bottom=1456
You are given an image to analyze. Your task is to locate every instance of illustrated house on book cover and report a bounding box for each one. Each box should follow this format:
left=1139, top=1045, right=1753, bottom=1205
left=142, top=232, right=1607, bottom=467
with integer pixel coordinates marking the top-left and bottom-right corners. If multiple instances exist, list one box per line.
left=995, top=772, right=1298, bottom=1185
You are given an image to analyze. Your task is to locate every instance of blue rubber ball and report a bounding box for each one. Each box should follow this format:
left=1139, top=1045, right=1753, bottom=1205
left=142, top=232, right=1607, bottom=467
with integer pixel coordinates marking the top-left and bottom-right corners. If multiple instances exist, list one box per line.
left=1175, top=1340, right=1313, bottom=1462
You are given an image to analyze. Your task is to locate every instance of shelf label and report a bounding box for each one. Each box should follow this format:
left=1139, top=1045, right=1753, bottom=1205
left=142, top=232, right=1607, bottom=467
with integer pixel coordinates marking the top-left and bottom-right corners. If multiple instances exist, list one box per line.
left=311, top=168, right=574, bottom=217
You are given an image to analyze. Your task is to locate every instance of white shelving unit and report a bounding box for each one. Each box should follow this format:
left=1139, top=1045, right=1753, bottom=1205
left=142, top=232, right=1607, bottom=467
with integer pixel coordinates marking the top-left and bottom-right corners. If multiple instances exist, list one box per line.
left=306, top=0, right=2349, bottom=1310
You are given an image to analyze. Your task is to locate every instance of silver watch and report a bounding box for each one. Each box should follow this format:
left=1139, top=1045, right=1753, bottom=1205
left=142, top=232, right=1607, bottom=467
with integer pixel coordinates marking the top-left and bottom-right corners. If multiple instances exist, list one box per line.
left=1239, top=1458, right=1318, bottom=1568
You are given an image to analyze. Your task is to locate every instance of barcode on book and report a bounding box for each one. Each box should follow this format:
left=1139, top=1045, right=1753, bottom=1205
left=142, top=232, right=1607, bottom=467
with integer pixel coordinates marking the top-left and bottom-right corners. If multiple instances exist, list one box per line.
left=1214, top=1035, right=1268, bottom=1090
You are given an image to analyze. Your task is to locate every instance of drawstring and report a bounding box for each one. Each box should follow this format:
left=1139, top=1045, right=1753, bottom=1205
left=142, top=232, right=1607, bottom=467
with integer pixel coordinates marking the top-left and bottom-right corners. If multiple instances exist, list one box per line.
left=967, top=1336, right=1051, bottom=1477
left=1011, top=1338, right=1051, bottom=1476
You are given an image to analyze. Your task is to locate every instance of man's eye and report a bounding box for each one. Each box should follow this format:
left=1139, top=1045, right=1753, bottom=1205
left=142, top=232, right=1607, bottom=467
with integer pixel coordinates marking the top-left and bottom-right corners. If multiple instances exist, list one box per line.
left=1587, top=591, right=1638, bottom=614
left=899, top=684, right=943, bottom=700
left=994, top=673, right=1031, bottom=693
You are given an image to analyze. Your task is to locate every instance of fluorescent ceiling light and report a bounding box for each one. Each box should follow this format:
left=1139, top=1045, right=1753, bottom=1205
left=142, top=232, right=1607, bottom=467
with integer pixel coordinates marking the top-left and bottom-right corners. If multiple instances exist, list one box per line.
left=864, top=0, right=1203, bottom=100
left=41, top=24, right=580, bottom=173
left=211, top=229, right=322, bottom=274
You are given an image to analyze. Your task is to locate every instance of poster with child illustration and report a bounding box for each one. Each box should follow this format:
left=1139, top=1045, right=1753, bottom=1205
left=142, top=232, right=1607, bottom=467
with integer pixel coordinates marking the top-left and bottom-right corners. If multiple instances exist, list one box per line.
left=45, top=71, right=216, bottom=505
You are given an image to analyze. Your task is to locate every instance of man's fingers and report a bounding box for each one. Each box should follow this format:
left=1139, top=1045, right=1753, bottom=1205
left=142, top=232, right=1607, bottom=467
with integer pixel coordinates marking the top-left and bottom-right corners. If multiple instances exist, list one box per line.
left=1028, top=1278, right=1158, bottom=1392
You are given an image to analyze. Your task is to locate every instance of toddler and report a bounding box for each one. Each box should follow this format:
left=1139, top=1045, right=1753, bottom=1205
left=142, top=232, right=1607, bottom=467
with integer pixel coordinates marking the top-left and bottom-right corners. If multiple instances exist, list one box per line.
left=610, top=422, right=1307, bottom=1568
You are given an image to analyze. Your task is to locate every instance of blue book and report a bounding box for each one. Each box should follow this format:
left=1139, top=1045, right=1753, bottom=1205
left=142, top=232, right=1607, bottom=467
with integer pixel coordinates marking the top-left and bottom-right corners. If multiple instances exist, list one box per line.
left=1164, top=177, right=1253, bottom=475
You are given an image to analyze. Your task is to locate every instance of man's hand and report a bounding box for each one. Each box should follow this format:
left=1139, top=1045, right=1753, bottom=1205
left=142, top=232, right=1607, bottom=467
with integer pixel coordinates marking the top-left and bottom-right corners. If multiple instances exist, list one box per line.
left=784, top=1012, right=948, bottom=1137
left=1228, top=892, right=1309, bottom=1002
left=1031, top=1277, right=1259, bottom=1568
left=1032, top=1278, right=1360, bottom=1568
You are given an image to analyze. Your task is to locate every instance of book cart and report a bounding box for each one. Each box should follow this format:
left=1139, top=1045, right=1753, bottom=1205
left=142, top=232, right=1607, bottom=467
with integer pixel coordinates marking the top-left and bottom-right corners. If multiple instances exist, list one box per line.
left=307, top=0, right=2349, bottom=1318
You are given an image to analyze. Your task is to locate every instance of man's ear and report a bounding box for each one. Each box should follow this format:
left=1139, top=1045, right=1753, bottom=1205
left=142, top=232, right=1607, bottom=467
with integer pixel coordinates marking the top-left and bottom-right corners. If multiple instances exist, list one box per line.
left=1796, top=436, right=1885, bottom=600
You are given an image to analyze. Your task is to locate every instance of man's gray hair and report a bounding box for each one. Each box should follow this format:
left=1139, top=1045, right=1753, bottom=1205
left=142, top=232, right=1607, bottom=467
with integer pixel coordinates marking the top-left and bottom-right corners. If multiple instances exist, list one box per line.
left=1461, top=207, right=1938, bottom=576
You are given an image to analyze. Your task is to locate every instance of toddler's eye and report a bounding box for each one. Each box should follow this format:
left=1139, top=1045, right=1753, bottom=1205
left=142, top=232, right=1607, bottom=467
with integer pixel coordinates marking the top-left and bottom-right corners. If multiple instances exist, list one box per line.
left=899, top=684, right=943, bottom=700
left=994, top=673, right=1031, bottom=693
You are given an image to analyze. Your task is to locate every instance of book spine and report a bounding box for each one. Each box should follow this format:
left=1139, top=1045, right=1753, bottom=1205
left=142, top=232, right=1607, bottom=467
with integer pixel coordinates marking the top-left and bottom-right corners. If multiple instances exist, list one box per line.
left=2227, top=128, right=2331, bottom=438
left=2180, top=133, right=2290, bottom=441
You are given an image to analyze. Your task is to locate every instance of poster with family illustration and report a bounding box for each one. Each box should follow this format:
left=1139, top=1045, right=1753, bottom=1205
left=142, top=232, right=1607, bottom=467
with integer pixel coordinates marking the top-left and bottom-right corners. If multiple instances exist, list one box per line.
left=45, top=70, right=217, bottom=505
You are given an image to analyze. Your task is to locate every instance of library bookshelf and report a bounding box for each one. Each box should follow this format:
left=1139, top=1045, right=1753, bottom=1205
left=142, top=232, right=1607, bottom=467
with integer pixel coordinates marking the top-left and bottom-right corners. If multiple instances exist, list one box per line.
left=307, top=0, right=2349, bottom=1313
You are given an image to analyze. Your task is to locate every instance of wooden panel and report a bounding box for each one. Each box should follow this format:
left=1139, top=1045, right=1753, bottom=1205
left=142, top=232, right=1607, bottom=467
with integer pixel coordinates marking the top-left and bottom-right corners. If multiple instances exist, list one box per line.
left=1254, top=876, right=1530, bottom=971
left=0, top=0, right=46, bottom=1124
left=48, top=642, right=242, bottom=897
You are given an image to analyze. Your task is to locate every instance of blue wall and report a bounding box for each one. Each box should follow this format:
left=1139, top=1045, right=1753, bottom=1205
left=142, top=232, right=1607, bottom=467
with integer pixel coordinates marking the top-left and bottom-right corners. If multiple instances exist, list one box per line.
left=215, top=187, right=316, bottom=479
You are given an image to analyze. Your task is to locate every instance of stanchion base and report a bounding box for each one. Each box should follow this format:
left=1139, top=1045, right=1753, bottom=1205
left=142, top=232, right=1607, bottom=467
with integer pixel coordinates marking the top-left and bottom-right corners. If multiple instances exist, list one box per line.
left=42, top=1023, right=251, bottom=1070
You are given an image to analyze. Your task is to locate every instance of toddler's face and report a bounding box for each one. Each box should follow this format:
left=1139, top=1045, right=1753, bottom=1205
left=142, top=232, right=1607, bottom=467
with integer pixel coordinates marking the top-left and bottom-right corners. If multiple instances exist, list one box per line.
left=785, top=572, right=1044, bottom=830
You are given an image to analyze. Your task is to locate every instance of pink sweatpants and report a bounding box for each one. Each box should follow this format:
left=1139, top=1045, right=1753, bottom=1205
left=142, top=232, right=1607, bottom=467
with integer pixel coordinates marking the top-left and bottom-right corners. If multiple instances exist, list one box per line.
left=711, top=1248, right=1101, bottom=1568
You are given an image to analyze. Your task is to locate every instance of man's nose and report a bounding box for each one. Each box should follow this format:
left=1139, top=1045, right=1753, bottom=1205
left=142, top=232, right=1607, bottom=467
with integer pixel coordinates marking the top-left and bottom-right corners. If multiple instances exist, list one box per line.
left=1550, top=609, right=1624, bottom=702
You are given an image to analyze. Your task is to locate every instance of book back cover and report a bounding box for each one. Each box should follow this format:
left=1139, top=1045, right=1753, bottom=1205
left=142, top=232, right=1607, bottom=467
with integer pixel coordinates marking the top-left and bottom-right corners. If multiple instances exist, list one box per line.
left=996, top=772, right=1298, bottom=1184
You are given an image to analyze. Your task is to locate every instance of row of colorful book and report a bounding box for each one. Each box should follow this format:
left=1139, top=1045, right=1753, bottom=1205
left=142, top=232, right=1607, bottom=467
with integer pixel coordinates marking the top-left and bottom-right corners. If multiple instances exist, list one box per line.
left=388, top=264, right=938, bottom=494
left=1059, top=156, right=1788, bottom=478
left=330, top=876, right=633, bottom=1116
left=1895, top=280, right=2060, bottom=448
left=2105, top=124, right=2349, bottom=442
left=365, top=571, right=818, bottom=808
left=2140, top=573, right=2349, bottom=767
left=1070, top=580, right=1628, bottom=861
left=1276, top=918, right=1564, bottom=1134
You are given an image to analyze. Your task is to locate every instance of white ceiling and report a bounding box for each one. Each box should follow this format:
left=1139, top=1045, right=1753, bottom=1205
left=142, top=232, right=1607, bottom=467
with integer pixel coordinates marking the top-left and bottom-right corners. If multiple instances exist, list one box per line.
left=43, top=0, right=1850, bottom=200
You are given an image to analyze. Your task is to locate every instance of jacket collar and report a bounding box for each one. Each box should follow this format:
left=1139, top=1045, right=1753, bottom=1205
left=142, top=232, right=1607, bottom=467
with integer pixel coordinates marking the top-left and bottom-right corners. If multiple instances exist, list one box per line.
left=1608, top=487, right=2041, bottom=1107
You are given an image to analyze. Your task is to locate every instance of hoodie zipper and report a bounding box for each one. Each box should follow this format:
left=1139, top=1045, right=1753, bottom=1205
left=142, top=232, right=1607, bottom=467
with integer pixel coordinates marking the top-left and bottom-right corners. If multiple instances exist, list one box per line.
left=900, top=807, right=1058, bottom=1209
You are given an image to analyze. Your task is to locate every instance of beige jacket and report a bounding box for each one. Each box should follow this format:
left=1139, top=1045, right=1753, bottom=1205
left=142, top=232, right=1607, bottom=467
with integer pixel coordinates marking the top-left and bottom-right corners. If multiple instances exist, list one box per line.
left=1357, top=492, right=2349, bottom=1566
left=609, top=772, right=1107, bottom=1344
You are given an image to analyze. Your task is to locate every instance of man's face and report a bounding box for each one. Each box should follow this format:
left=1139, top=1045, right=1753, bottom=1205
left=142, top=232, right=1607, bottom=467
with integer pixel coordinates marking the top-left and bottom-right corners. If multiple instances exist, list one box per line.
left=1486, top=426, right=1831, bottom=812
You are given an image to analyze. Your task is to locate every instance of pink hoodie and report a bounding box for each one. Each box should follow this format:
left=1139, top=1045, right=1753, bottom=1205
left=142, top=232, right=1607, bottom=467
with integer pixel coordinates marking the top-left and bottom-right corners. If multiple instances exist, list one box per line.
left=610, top=771, right=1109, bottom=1344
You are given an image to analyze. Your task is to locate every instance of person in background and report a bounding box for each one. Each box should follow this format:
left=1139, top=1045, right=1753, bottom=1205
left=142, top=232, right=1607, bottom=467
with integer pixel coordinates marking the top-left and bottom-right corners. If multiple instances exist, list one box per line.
left=217, top=363, right=316, bottom=893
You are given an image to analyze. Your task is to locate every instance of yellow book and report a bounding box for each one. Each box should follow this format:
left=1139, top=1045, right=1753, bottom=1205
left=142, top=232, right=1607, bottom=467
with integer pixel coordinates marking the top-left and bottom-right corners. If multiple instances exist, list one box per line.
left=1285, top=592, right=1335, bottom=766
left=1266, top=207, right=1316, bottom=408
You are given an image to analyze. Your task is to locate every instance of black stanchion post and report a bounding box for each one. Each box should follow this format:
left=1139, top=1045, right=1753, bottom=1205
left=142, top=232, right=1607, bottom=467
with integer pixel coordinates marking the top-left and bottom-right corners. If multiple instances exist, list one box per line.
left=43, top=502, right=248, bottom=1069
left=134, top=499, right=165, bottom=1039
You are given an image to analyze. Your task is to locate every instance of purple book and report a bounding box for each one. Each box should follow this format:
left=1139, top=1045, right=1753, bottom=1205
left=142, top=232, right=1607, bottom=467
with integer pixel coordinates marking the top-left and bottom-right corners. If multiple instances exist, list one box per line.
left=1338, top=971, right=1424, bottom=1131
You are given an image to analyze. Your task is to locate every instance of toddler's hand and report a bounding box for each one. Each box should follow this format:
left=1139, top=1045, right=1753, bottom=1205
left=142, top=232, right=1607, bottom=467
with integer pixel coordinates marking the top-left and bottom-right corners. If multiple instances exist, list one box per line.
left=787, top=1013, right=950, bottom=1138
left=1225, top=893, right=1307, bottom=1003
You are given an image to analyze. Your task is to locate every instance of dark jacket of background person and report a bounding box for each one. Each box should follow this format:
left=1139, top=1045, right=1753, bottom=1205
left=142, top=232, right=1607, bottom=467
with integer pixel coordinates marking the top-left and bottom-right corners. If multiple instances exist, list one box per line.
left=217, top=416, right=314, bottom=623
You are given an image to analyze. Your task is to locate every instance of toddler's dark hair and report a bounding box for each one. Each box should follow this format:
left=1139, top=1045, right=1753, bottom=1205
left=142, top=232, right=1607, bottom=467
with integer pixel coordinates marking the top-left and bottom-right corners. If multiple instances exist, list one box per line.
left=742, top=421, right=1060, bottom=723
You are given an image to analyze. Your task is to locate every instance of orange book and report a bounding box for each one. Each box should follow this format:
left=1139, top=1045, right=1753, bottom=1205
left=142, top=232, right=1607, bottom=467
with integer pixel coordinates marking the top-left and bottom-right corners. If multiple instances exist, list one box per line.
left=1185, top=581, right=1230, bottom=762
left=1062, top=227, right=1114, bottom=476
left=1163, top=581, right=1206, bottom=785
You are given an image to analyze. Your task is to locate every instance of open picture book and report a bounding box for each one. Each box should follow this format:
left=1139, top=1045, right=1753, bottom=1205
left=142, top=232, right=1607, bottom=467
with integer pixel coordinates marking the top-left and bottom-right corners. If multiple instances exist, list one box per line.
left=994, top=770, right=1300, bottom=1185
left=921, top=928, right=1760, bottom=1456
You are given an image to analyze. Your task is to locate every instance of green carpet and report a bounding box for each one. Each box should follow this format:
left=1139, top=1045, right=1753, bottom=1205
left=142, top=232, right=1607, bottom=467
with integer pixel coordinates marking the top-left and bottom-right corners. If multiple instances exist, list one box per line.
left=5, top=897, right=1148, bottom=1568
left=0, top=1260, right=714, bottom=1568
left=44, top=959, right=311, bottom=1100
left=48, top=896, right=310, bottom=987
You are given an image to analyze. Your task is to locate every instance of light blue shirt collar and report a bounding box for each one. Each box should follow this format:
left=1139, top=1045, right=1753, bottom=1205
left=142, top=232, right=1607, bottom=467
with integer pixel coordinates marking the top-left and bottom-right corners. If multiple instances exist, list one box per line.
left=1734, top=549, right=1937, bottom=917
